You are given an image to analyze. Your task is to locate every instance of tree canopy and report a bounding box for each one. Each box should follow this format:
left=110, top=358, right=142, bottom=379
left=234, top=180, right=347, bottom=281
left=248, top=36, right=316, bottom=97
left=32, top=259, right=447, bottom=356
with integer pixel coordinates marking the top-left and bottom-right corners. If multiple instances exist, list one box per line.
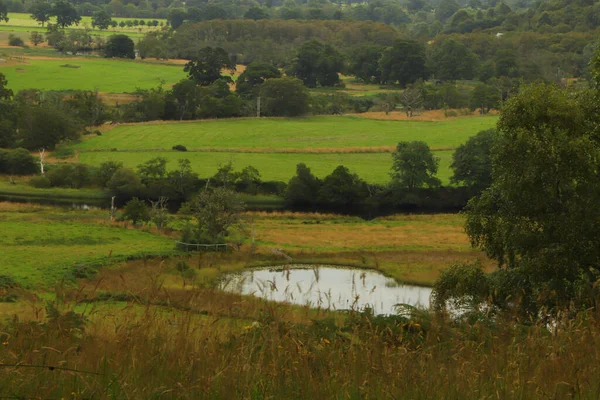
left=184, top=47, right=236, bottom=86
left=104, top=35, right=135, bottom=59
left=391, top=141, right=440, bottom=191
left=379, top=39, right=428, bottom=87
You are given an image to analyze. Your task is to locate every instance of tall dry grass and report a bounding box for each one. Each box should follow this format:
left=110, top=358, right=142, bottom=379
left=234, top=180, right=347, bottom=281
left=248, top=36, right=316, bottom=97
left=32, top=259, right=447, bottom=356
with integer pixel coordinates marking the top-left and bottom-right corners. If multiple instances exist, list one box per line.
left=2, top=282, right=600, bottom=399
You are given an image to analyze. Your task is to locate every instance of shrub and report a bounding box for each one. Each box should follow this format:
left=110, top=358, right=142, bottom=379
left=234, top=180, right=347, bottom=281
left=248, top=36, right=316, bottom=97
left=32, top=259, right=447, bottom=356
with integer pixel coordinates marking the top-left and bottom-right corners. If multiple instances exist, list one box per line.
left=0, top=148, right=38, bottom=175
left=29, top=175, right=52, bottom=188
left=46, top=164, right=89, bottom=188
left=122, top=198, right=151, bottom=225
left=172, top=144, right=187, bottom=151
left=444, top=109, right=458, bottom=118
left=8, top=34, right=25, bottom=47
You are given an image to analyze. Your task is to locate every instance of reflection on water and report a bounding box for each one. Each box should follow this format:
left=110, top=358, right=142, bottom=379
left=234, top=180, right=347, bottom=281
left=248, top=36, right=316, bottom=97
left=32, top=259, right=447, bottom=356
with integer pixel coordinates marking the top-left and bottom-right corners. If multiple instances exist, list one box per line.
left=218, top=265, right=432, bottom=315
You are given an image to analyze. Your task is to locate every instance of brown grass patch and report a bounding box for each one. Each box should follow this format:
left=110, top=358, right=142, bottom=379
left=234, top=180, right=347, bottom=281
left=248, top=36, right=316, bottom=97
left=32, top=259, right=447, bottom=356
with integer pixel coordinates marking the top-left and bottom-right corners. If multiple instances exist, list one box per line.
left=355, top=109, right=498, bottom=121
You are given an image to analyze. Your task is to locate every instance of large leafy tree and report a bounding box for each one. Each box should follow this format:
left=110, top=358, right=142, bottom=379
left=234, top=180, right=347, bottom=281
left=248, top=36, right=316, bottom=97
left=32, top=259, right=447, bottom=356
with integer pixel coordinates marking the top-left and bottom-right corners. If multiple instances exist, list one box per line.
left=184, top=47, right=236, bottom=86
left=287, top=39, right=343, bottom=88
left=450, top=129, right=496, bottom=193
left=259, top=77, right=310, bottom=117
left=379, top=39, right=428, bottom=87
left=429, top=38, right=479, bottom=81
left=236, top=62, right=281, bottom=99
left=52, top=1, right=81, bottom=28
left=29, top=1, right=52, bottom=26
left=347, top=45, right=385, bottom=84
left=91, top=10, right=112, bottom=30
left=104, top=34, right=135, bottom=59
left=17, top=103, right=82, bottom=150
left=391, top=141, right=440, bottom=191
left=285, top=163, right=322, bottom=206
left=319, top=165, right=367, bottom=207
left=464, top=83, right=600, bottom=315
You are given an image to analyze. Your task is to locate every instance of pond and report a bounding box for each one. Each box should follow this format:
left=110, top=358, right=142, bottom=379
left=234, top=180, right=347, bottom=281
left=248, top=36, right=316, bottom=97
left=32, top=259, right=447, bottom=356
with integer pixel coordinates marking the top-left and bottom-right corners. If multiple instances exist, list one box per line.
left=218, top=265, right=432, bottom=315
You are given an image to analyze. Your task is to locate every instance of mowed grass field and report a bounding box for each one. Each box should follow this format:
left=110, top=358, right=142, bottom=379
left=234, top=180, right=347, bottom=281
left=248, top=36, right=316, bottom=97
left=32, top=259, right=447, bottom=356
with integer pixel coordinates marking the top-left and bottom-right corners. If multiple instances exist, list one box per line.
left=79, top=149, right=454, bottom=184
left=75, top=116, right=497, bottom=184
left=79, top=116, right=496, bottom=151
left=0, top=203, right=176, bottom=288
left=0, top=58, right=186, bottom=93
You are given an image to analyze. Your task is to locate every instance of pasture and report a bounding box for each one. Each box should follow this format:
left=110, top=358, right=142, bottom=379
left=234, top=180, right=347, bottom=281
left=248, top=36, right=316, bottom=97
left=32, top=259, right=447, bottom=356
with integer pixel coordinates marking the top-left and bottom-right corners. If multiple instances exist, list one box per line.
left=0, top=203, right=176, bottom=288
left=0, top=57, right=186, bottom=93
left=78, top=149, right=454, bottom=184
left=0, top=13, right=164, bottom=38
left=74, top=115, right=497, bottom=184
left=79, top=116, right=497, bottom=151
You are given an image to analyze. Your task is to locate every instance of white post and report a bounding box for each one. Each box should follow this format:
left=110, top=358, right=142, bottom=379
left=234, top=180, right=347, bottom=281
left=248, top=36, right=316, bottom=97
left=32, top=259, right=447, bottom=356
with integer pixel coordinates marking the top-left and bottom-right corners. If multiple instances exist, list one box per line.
left=110, top=196, right=116, bottom=222
left=39, top=148, right=46, bottom=175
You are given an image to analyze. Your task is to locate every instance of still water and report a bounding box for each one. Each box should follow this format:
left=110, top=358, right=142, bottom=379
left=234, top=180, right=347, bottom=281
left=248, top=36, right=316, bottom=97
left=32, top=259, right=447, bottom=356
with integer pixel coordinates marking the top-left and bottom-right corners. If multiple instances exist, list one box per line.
left=218, top=265, right=432, bottom=315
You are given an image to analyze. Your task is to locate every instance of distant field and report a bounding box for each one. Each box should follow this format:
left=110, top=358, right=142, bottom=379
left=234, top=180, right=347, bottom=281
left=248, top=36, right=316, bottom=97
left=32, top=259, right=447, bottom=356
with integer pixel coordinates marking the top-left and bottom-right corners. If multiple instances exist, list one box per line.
left=78, top=149, right=454, bottom=184
left=74, top=116, right=497, bottom=184
left=0, top=203, right=176, bottom=288
left=0, top=58, right=186, bottom=92
left=78, top=116, right=498, bottom=151
left=0, top=13, right=164, bottom=39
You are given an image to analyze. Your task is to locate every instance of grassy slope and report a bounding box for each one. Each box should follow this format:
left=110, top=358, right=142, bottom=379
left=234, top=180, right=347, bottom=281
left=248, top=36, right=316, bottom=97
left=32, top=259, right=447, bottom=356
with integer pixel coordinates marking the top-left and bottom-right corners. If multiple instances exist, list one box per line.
left=78, top=149, right=454, bottom=184
left=78, top=116, right=498, bottom=150
left=0, top=204, right=176, bottom=288
left=0, top=58, right=186, bottom=93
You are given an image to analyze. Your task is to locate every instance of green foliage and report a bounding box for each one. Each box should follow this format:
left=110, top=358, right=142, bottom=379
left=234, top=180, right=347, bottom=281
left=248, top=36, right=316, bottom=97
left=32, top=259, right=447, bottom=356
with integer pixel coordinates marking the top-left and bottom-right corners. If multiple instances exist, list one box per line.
left=391, top=141, right=440, bottom=191
left=287, top=39, right=344, bottom=88
left=236, top=62, right=281, bottom=99
left=429, top=38, right=479, bottom=81
left=29, top=2, right=52, bottom=26
left=347, top=45, right=385, bottom=84
left=469, top=83, right=500, bottom=114
left=104, top=34, right=135, bottom=59
left=318, top=165, right=368, bottom=207
left=431, top=261, right=490, bottom=312
left=8, top=33, right=25, bottom=46
left=0, top=0, right=8, bottom=23
left=184, top=187, right=246, bottom=244
left=379, top=39, right=428, bottom=87
left=167, top=8, right=187, bottom=30
left=96, top=161, right=123, bottom=188
left=172, top=145, right=187, bottom=151
left=18, top=102, right=82, bottom=150
left=91, top=10, right=112, bottom=30
left=0, top=148, right=37, bottom=175
left=184, top=47, right=236, bottom=86
left=29, top=175, right=51, bottom=188
left=465, top=83, right=600, bottom=316
left=46, top=164, right=89, bottom=188
left=260, top=77, right=310, bottom=117
left=122, top=198, right=151, bottom=225
left=450, top=129, right=497, bottom=193
left=52, top=0, right=81, bottom=28
left=285, top=163, right=321, bottom=206
left=29, top=31, right=43, bottom=46
left=107, top=167, right=145, bottom=198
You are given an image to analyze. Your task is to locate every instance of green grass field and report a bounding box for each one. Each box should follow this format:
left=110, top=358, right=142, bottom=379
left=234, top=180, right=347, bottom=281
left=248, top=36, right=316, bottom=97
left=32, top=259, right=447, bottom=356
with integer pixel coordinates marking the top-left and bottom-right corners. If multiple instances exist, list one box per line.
left=0, top=205, right=176, bottom=288
left=78, top=116, right=497, bottom=151
left=0, top=58, right=186, bottom=93
left=78, top=149, right=454, bottom=184
left=0, top=13, right=164, bottom=39
left=74, top=116, right=496, bottom=184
